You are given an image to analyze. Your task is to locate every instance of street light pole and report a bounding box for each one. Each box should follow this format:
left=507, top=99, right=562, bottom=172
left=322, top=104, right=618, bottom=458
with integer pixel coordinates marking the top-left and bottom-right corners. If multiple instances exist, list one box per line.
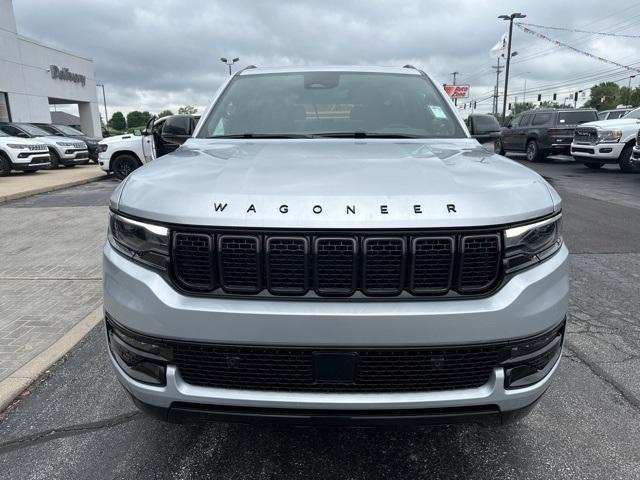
left=629, top=75, right=636, bottom=89
left=220, top=57, right=240, bottom=76
left=492, top=57, right=502, bottom=116
left=499, top=12, right=526, bottom=123
left=451, top=71, right=459, bottom=106
left=96, top=83, right=108, bottom=132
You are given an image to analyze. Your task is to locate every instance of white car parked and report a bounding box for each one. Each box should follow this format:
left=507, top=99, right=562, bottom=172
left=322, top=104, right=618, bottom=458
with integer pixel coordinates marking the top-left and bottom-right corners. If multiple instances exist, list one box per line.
left=98, top=115, right=198, bottom=180
left=570, top=107, right=640, bottom=172
left=0, top=122, right=89, bottom=168
left=0, top=129, right=50, bottom=175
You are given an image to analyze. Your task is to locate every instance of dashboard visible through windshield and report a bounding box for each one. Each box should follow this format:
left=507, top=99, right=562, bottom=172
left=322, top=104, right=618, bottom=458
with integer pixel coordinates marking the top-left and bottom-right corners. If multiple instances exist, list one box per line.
left=198, top=71, right=465, bottom=139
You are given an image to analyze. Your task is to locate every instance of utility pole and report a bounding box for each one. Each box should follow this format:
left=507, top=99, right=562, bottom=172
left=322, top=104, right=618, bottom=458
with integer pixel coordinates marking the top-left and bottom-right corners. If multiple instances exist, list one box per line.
left=491, top=58, right=503, bottom=115
left=451, top=71, right=459, bottom=106
left=499, top=12, right=526, bottom=122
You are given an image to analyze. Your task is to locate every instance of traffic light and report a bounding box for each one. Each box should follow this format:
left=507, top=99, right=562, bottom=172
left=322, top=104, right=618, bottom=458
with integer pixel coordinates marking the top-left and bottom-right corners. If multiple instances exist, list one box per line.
left=553, top=93, right=557, bottom=100
left=574, top=92, right=579, bottom=102
left=537, top=94, right=542, bottom=101
left=473, top=101, right=477, bottom=109
left=508, top=103, right=512, bottom=110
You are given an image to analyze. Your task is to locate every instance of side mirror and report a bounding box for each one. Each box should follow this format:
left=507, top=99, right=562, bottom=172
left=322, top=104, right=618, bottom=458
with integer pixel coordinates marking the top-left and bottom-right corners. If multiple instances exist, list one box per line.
left=133, top=129, right=142, bottom=136
left=469, top=117, right=501, bottom=142
left=161, top=116, right=192, bottom=145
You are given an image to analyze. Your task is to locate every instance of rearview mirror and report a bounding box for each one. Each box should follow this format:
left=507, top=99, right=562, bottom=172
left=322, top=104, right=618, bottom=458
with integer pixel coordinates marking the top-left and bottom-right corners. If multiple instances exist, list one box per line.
left=161, top=115, right=192, bottom=145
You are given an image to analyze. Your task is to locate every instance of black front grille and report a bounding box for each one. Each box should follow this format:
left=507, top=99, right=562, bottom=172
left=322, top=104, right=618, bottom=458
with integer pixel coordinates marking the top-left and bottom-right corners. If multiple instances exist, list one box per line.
left=171, top=342, right=503, bottom=393
left=459, top=235, right=501, bottom=293
left=172, top=230, right=503, bottom=298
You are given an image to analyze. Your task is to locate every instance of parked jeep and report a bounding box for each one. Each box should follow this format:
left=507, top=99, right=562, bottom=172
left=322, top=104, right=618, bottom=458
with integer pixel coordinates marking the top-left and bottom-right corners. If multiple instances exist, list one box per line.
left=104, top=66, right=568, bottom=427
left=495, top=108, right=598, bottom=161
left=98, top=115, right=199, bottom=180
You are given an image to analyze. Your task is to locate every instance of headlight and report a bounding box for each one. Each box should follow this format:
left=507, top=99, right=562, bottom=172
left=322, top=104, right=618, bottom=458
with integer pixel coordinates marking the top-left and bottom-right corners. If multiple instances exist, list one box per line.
left=99, top=144, right=108, bottom=152
left=108, top=212, right=169, bottom=270
left=503, top=213, right=563, bottom=273
left=56, top=141, right=75, bottom=147
left=7, top=144, right=28, bottom=149
left=597, top=130, right=622, bottom=143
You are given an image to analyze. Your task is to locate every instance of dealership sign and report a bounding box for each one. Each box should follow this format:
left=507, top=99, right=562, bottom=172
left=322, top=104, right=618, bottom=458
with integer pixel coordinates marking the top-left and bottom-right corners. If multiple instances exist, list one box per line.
left=49, top=65, right=86, bottom=86
left=443, top=84, right=470, bottom=98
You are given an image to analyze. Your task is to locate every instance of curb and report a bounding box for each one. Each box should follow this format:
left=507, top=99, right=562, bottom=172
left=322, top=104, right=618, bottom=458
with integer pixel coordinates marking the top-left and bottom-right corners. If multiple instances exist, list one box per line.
left=0, top=305, right=103, bottom=412
left=0, top=172, right=107, bottom=204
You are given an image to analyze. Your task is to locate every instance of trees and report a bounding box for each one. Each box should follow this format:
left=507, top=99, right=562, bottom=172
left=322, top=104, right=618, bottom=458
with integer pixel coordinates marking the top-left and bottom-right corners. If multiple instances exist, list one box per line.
left=110, top=111, right=126, bottom=131
left=157, top=109, right=173, bottom=118
left=583, top=82, right=623, bottom=110
left=512, top=102, right=535, bottom=114
left=178, top=105, right=198, bottom=115
left=126, top=111, right=152, bottom=128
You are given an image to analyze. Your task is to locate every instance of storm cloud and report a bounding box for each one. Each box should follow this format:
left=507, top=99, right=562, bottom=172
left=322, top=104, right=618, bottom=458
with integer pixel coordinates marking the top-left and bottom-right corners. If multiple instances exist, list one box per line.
left=13, top=0, right=640, bottom=116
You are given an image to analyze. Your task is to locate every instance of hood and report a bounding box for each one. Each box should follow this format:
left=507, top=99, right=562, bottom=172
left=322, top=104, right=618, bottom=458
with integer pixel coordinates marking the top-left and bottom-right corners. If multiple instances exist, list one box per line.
left=116, top=138, right=558, bottom=229
left=0, top=136, right=46, bottom=147
left=34, top=135, right=84, bottom=145
left=582, top=118, right=640, bottom=129
left=100, top=133, right=138, bottom=145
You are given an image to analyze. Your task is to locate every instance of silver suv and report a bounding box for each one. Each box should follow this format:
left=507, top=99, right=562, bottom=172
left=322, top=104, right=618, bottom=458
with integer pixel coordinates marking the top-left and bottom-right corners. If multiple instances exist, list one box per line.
left=104, top=66, right=568, bottom=426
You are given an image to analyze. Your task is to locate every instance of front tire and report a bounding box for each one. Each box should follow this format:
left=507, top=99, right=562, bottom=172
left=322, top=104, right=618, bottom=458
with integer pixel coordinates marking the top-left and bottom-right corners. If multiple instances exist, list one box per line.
left=0, top=153, right=11, bottom=176
left=619, top=145, right=640, bottom=173
left=112, top=154, right=142, bottom=180
left=526, top=140, right=540, bottom=162
left=49, top=149, right=60, bottom=169
left=494, top=138, right=505, bottom=155
left=584, top=162, right=604, bottom=169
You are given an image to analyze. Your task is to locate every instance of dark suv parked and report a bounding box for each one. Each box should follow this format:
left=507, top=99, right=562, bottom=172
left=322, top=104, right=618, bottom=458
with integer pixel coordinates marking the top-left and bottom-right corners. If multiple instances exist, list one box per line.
left=496, top=108, right=598, bottom=161
left=31, top=124, right=100, bottom=162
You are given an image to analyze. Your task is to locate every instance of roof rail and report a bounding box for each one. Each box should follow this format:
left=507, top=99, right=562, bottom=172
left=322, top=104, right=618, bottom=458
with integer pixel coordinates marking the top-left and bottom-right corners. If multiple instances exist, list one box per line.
left=235, top=65, right=257, bottom=76
left=403, top=64, right=418, bottom=70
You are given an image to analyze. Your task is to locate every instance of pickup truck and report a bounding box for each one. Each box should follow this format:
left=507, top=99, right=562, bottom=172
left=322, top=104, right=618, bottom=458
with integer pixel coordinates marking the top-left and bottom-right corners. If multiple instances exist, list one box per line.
left=570, top=107, right=640, bottom=172
left=98, top=115, right=199, bottom=179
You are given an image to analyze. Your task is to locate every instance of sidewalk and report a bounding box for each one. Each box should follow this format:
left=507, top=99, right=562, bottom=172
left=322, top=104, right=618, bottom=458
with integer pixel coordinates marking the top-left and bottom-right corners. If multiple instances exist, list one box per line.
left=0, top=180, right=114, bottom=410
left=0, top=164, right=107, bottom=203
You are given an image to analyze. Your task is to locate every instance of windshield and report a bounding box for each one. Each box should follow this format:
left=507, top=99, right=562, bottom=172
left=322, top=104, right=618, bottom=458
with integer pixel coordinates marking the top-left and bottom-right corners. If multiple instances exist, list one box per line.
left=16, top=123, right=52, bottom=136
left=198, top=72, right=465, bottom=139
left=557, top=111, right=598, bottom=125
left=623, top=108, right=640, bottom=119
left=54, top=125, right=84, bottom=136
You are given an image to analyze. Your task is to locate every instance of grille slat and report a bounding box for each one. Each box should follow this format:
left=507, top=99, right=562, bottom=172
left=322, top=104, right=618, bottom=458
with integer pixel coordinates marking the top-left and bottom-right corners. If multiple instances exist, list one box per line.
left=218, top=235, right=261, bottom=293
left=362, top=237, right=405, bottom=295
left=173, top=233, right=214, bottom=290
left=266, top=237, right=308, bottom=294
left=459, top=234, right=501, bottom=293
left=172, top=231, right=503, bottom=298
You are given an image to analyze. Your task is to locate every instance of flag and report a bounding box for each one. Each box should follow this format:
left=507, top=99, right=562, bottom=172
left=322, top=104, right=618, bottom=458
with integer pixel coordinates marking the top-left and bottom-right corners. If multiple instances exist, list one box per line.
left=489, top=32, right=508, bottom=58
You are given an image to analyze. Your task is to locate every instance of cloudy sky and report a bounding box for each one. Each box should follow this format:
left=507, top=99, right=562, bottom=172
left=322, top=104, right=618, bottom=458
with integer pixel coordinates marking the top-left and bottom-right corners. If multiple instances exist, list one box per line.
left=12, top=0, right=640, bottom=118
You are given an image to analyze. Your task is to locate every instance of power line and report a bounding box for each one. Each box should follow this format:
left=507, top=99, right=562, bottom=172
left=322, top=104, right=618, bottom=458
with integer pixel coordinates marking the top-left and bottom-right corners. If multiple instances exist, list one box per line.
left=518, top=21, right=640, bottom=38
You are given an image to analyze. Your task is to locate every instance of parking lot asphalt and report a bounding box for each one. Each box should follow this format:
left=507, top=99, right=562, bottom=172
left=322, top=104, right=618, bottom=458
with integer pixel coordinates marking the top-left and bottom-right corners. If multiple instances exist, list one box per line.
left=1, top=155, right=640, bottom=479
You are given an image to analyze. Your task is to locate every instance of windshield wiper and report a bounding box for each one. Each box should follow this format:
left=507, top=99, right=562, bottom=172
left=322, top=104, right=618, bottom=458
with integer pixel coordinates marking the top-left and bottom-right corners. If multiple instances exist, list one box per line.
left=310, top=132, right=425, bottom=139
left=206, top=133, right=314, bottom=139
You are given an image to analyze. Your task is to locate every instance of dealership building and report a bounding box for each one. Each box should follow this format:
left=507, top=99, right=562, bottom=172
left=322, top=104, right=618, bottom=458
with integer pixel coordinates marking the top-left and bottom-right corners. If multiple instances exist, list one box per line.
left=0, top=0, right=102, bottom=137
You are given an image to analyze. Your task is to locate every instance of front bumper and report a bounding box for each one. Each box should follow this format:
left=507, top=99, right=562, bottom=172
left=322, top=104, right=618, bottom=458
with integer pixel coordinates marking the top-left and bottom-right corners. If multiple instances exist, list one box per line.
left=98, top=152, right=111, bottom=172
left=104, top=241, right=569, bottom=422
left=571, top=142, right=624, bottom=162
left=59, top=149, right=90, bottom=164
left=12, top=155, right=51, bottom=170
